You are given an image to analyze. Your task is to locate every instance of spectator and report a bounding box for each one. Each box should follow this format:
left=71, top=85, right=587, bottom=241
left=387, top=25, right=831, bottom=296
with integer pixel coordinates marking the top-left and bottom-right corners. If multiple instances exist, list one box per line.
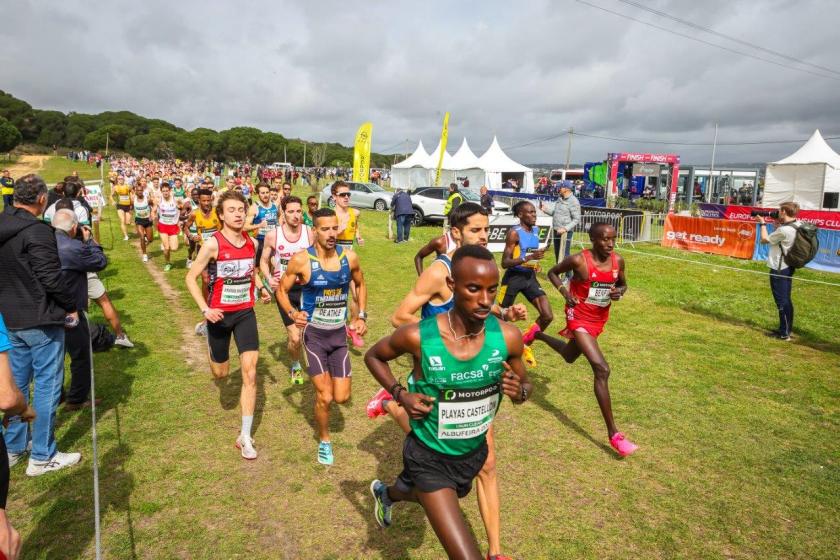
left=479, top=185, right=494, bottom=213
left=0, top=174, right=81, bottom=476
left=53, top=209, right=108, bottom=408
left=756, top=202, right=801, bottom=341
left=392, top=188, right=414, bottom=243
left=0, top=170, right=13, bottom=210
left=539, top=180, right=581, bottom=268
left=442, top=183, right=463, bottom=223
left=0, top=313, right=31, bottom=560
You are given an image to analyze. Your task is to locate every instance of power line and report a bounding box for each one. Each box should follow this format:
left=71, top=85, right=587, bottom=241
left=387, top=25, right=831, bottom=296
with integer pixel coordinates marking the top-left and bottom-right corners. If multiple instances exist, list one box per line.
left=614, top=0, right=840, bottom=77
left=574, top=0, right=840, bottom=82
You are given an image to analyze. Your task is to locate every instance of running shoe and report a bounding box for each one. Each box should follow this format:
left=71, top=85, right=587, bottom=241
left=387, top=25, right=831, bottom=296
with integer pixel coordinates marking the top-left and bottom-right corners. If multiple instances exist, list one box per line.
left=114, top=334, right=134, bottom=348
left=347, top=326, right=364, bottom=348
left=123, top=235, right=128, bottom=241
left=236, top=435, right=258, bottom=460
left=522, top=344, right=537, bottom=368
left=487, top=555, right=513, bottom=560
left=142, top=254, right=149, bottom=263
left=195, top=321, right=207, bottom=337
left=290, top=362, right=305, bottom=385
left=610, top=432, right=639, bottom=457
left=7, top=450, right=26, bottom=468
left=366, top=388, right=392, bottom=419
left=318, top=441, right=334, bottom=465
left=521, top=323, right=541, bottom=345
left=26, top=450, right=81, bottom=477
left=163, top=263, right=172, bottom=272
left=186, top=259, right=192, bottom=269
left=370, top=479, right=392, bottom=528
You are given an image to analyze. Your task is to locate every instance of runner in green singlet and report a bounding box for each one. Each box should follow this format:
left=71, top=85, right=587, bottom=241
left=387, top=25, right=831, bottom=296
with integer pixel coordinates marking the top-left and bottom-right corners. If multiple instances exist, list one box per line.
left=366, top=245, right=532, bottom=560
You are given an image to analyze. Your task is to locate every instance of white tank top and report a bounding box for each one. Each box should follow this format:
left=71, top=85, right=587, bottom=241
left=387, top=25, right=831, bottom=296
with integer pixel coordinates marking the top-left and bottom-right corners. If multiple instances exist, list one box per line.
left=444, top=231, right=457, bottom=253
left=273, top=224, right=313, bottom=279
left=158, top=198, right=179, bottom=225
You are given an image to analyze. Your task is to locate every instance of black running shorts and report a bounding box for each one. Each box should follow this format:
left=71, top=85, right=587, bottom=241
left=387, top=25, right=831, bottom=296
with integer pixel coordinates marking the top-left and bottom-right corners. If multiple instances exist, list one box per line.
left=497, top=268, right=546, bottom=307
left=302, top=324, right=350, bottom=377
left=206, top=308, right=259, bottom=363
left=275, top=285, right=303, bottom=327
left=396, top=433, right=488, bottom=498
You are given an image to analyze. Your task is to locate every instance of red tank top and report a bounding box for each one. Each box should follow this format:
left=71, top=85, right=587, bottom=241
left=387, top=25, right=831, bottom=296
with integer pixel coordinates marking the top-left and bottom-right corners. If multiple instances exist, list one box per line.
left=208, top=231, right=256, bottom=312
left=566, top=249, right=620, bottom=325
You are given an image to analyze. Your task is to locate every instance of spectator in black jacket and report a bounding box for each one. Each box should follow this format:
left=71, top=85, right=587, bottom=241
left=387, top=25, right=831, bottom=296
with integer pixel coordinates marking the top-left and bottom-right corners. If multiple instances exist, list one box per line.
left=53, top=209, right=107, bottom=409
left=0, top=174, right=82, bottom=476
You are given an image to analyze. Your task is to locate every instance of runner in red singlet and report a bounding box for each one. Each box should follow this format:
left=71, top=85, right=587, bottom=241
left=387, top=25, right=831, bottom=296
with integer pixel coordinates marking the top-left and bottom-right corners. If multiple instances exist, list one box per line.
left=543, top=222, right=638, bottom=457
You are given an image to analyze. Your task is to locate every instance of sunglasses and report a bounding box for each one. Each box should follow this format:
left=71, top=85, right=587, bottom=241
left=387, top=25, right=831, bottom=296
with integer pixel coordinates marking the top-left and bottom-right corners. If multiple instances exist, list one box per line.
left=336, top=192, right=351, bottom=198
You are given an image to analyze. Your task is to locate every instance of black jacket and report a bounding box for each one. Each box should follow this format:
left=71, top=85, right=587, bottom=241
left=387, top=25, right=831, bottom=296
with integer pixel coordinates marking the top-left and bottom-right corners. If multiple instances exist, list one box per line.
left=56, top=231, right=107, bottom=312
left=0, top=206, right=77, bottom=330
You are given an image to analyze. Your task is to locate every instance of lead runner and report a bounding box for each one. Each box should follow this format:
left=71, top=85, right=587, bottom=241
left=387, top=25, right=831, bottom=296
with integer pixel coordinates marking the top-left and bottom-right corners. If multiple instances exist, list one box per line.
left=367, top=245, right=532, bottom=560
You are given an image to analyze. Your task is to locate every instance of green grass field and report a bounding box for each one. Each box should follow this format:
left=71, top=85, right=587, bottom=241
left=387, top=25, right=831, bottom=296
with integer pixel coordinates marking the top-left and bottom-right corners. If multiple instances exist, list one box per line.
left=6, top=158, right=840, bottom=559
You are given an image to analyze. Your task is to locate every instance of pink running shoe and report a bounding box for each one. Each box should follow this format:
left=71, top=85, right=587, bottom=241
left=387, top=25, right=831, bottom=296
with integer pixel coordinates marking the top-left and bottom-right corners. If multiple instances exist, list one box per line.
left=366, top=388, right=392, bottom=419
left=347, top=326, right=364, bottom=348
left=521, top=323, right=541, bottom=345
left=610, top=432, right=638, bottom=457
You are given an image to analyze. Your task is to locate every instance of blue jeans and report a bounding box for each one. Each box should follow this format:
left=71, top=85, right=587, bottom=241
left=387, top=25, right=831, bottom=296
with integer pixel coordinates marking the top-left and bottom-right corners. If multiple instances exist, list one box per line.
left=396, top=214, right=412, bottom=242
left=4, top=326, right=65, bottom=461
left=769, top=267, right=795, bottom=336
left=553, top=230, right=574, bottom=278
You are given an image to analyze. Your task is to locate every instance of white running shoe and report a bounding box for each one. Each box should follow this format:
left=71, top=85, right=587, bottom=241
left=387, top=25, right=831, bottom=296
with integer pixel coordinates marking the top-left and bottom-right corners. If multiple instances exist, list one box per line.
left=7, top=450, right=26, bottom=468
left=142, top=254, right=149, bottom=263
left=114, top=334, right=134, bottom=348
left=26, top=451, right=81, bottom=477
left=123, top=235, right=129, bottom=241
left=236, top=435, right=257, bottom=460
left=186, top=259, right=192, bottom=269
left=195, top=321, right=207, bottom=337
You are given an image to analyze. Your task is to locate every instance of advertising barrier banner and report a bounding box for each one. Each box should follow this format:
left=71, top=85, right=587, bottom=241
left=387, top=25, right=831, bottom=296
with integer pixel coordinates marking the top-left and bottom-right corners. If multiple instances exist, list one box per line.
left=486, top=215, right=553, bottom=254
left=662, top=215, right=756, bottom=259
left=698, top=203, right=840, bottom=231
left=752, top=223, right=840, bottom=273
left=575, top=207, right=644, bottom=240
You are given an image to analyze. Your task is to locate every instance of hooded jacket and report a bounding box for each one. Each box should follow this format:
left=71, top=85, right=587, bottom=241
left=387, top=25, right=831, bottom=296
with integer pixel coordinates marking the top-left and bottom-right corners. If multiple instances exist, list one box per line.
left=0, top=206, right=76, bottom=330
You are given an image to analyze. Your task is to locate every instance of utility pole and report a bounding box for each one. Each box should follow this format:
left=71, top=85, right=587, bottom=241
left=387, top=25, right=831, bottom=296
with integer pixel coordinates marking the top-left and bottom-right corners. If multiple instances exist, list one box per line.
left=303, top=142, right=307, bottom=168
left=708, top=122, right=718, bottom=203
left=105, top=133, right=109, bottom=157
left=283, top=145, right=287, bottom=163
left=564, top=127, right=574, bottom=171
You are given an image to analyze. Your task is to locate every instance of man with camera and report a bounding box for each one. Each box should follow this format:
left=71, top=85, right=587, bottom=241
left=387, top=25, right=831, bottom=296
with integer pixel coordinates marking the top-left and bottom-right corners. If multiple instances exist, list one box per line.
left=755, top=202, right=801, bottom=341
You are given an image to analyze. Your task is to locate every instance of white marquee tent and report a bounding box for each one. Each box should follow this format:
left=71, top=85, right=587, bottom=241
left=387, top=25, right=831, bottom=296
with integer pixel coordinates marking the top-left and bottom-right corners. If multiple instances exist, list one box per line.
left=764, top=129, right=840, bottom=210
left=448, top=139, right=486, bottom=189
left=390, top=141, right=430, bottom=189
left=477, top=136, right=535, bottom=193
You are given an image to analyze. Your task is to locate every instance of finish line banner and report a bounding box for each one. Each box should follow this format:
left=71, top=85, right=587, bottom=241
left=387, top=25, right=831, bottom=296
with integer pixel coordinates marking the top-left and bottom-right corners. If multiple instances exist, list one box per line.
left=662, top=215, right=756, bottom=259
left=698, top=203, right=840, bottom=231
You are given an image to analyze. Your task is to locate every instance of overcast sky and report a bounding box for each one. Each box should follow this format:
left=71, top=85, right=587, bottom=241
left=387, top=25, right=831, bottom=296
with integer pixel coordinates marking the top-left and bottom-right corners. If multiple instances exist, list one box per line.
left=3, top=0, right=839, bottom=165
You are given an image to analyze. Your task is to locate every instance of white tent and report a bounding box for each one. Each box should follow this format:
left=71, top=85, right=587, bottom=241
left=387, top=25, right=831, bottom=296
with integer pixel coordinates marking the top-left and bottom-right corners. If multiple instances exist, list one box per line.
left=391, top=140, right=431, bottom=189
left=423, top=140, right=457, bottom=187
left=764, top=129, right=840, bottom=209
left=448, top=138, right=486, bottom=189
left=477, top=136, right=535, bottom=193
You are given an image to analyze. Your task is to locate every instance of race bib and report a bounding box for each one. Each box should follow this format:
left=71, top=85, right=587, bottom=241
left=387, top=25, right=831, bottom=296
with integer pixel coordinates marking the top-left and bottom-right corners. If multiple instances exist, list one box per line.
left=118, top=194, right=130, bottom=205
left=135, top=206, right=150, bottom=219
left=220, top=278, right=252, bottom=305
left=159, top=207, right=179, bottom=225
left=585, top=281, right=613, bottom=307
left=311, top=288, right=348, bottom=327
left=201, top=228, right=217, bottom=241
left=437, top=384, right=500, bottom=440
left=522, top=247, right=540, bottom=270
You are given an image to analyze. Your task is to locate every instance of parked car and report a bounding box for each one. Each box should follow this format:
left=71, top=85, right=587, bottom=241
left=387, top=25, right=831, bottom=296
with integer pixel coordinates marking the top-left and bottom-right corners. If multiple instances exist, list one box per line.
left=320, top=182, right=393, bottom=211
left=409, top=187, right=510, bottom=225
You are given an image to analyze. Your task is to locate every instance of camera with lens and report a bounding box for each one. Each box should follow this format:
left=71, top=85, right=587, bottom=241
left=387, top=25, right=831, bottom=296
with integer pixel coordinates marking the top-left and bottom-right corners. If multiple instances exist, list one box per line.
left=750, top=210, right=779, bottom=219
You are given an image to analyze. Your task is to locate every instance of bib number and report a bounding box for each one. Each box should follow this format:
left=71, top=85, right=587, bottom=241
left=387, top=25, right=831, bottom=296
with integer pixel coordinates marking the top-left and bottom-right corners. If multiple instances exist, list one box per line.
left=585, top=281, right=612, bottom=307
left=220, top=279, right=252, bottom=305
left=201, top=228, right=217, bottom=242
left=437, top=384, right=500, bottom=440
left=311, top=289, right=348, bottom=327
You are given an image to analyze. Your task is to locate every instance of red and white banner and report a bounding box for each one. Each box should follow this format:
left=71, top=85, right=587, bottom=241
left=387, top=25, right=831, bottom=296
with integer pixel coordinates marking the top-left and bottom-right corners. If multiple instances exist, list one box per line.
left=662, top=215, right=756, bottom=259
left=698, top=203, right=840, bottom=231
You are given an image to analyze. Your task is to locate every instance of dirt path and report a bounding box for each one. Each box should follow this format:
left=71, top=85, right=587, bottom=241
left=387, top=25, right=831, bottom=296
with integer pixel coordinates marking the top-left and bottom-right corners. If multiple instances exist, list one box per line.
left=6, top=154, right=49, bottom=177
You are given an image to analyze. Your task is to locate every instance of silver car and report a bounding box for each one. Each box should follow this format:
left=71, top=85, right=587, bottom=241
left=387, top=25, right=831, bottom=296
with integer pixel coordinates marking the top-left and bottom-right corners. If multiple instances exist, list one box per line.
left=321, top=182, right=393, bottom=211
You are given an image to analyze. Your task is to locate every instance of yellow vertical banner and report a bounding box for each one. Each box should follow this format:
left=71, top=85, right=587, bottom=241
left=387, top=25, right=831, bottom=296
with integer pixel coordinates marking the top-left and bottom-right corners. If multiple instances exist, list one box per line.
left=352, top=122, right=373, bottom=183
left=434, top=112, right=450, bottom=186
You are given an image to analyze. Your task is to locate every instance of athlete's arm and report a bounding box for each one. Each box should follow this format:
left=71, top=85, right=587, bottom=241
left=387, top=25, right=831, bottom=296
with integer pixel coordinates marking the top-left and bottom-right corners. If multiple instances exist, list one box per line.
left=185, top=237, right=223, bottom=322
left=491, top=302, right=528, bottom=322
left=276, top=251, right=309, bottom=328
left=548, top=253, right=583, bottom=305
left=354, top=209, right=364, bottom=245
left=500, top=228, right=520, bottom=269
left=390, top=262, right=447, bottom=327
left=259, top=229, right=277, bottom=289
left=364, top=325, right=434, bottom=419
left=499, top=321, right=533, bottom=403
left=243, top=203, right=261, bottom=233
left=413, top=236, right=445, bottom=275
left=182, top=212, right=196, bottom=239
left=347, top=251, right=367, bottom=336
left=610, top=254, right=627, bottom=300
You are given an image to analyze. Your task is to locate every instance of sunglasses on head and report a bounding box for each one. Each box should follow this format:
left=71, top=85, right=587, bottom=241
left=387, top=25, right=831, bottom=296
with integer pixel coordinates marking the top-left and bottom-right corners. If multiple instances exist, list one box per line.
left=336, top=192, right=351, bottom=198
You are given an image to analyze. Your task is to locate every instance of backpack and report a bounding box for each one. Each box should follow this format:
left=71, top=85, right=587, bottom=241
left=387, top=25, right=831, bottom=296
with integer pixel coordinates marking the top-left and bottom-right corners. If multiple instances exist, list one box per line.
left=781, top=222, right=820, bottom=269
left=90, top=323, right=116, bottom=352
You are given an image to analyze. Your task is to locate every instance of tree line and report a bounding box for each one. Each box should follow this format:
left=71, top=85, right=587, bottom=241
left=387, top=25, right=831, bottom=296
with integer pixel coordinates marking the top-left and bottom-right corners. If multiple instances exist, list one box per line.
left=0, top=90, right=391, bottom=167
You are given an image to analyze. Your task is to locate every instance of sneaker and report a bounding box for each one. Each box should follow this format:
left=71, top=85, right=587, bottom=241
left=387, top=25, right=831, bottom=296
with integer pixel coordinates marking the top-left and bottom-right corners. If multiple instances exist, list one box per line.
left=521, top=323, right=541, bottom=345
left=195, top=321, right=207, bottom=337
left=290, top=362, right=305, bottom=385
left=236, top=435, right=258, bottom=460
left=123, top=235, right=129, bottom=241
left=522, top=344, right=537, bottom=368
left=26, top=451, right=81, bottom=477
left=370, top=479, right=392, bottom=528
left=610, top=432, right=639, bottom=457
left=366, top=388, right=392, bottom=419
left=7, top=450, right=26, bottom=468
left=487, top=555, right=513, bottom=560
left=318, top=441, right=334, bottom=465
left=114, top=334, right=134, bottom=348
left=347, top=326, right=364, bottom=348
left=186, top=259, right=193, bottom=269
left=777, top=333, right=792, bottom=341
left=142, top=254, right=149, bottom=263
left=163, top=263, right=172, bottom=272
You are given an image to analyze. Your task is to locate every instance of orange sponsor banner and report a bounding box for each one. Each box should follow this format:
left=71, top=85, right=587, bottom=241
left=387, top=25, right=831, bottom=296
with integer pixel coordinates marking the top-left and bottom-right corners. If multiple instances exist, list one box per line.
left=661, top=215, right=756, bottom=259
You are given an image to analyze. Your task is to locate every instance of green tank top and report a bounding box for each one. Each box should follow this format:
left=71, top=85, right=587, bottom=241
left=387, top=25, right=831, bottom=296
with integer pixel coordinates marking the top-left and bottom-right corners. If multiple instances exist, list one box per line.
left=409, top=313, right=508, bottom=456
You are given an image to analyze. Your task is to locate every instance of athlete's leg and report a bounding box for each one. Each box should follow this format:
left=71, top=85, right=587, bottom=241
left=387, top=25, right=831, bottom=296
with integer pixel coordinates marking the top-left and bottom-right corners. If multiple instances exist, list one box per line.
left=160, top=232, right=171, bottom=264
left=117, top=209, right=128, bottom=237
left=417, top=489, right=483, bottom=560
left=476, top=425, right=501, bottom=557
left=531, top=294, right=554, bottom=332
left=94, top=292, right=126, bottom=337
left=540, top=332, right=583, bottom=363
left=168, top=231, right=179, bottom=252
left=136, top=224, right=147, bottom=256
left=348, top=280, right=360, bottom=322
left=573, top=331, right=618, bottom=437
left=239, top=350, right=258, bottom=416
left=286, top=324, right=302, bottom=361
left=331, top=377, right=351, bottom=405
left=311, top=372, right=334, bottom=441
